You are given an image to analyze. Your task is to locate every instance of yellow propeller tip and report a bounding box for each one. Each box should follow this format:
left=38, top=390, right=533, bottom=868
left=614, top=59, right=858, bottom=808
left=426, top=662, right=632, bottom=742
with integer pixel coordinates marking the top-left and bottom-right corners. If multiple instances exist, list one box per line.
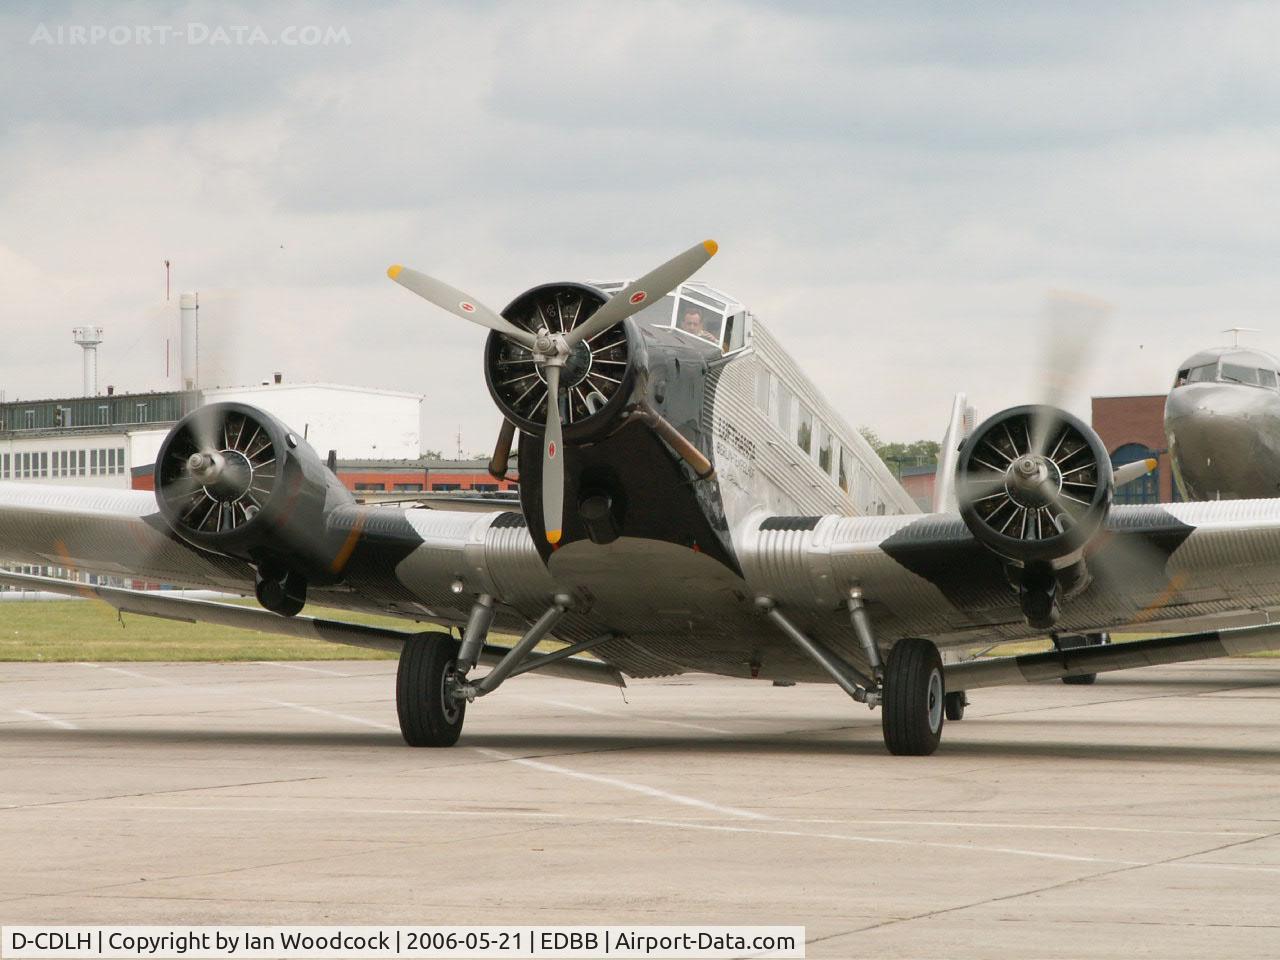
left=546, top=529, right=562, bottom=545
left=702, top=239, right=718, bottom=256
left=1145, top=457, right=1159, bottom=471
left=387, top=264, right=403, bottom=280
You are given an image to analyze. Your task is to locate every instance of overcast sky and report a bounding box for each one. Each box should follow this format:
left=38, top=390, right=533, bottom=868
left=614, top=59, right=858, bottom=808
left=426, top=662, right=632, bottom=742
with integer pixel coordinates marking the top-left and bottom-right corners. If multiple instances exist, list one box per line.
left=3, top=1, right=1279, bottom=454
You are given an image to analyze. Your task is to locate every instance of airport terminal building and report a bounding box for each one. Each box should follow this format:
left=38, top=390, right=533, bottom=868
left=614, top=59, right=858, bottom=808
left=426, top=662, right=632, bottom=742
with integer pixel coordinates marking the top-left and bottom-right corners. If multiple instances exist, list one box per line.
left=0, top=382, right=517, bottom=496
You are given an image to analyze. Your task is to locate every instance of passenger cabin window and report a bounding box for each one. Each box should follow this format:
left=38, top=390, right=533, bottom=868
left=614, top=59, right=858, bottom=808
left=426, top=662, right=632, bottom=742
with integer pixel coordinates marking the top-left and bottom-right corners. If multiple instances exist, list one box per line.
left=818, top=424, right=833, bottom=473
left=755, top=367, right=772, bottom=413
left=774, top=382, right=793, bottom=436
left=796, top=404, right=813, bottom=454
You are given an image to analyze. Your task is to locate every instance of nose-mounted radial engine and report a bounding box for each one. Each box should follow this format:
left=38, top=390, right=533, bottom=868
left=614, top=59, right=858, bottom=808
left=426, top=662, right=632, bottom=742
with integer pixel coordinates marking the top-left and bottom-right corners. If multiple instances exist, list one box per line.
left=956, top=404, right=1114, bottom=628
left=154, top=402, right=354, bottom=616
left=386, top=240, right=718, bottom=545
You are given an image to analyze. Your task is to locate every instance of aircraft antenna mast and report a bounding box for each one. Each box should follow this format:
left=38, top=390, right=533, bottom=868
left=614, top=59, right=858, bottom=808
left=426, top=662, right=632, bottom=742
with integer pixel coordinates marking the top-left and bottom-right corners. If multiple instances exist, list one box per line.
left=1222, top=327, right=1260, bottom=348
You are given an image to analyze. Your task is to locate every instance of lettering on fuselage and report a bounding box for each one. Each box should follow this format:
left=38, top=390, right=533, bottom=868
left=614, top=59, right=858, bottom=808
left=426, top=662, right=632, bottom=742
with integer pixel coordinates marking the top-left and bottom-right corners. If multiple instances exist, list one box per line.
left=715, top=418, right=756, bottom=491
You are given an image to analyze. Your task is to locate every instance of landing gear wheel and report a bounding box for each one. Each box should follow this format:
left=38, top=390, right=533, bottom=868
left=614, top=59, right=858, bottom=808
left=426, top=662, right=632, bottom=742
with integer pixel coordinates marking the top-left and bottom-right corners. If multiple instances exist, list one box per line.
left=1057, top=631, right=1109, bottom=685
left=881, top=638, right=945, bottom=756
left=1062, top=672, right=1097, bottom=685
left=396, top=633, right=465, bottom=747
left=944, top=690, right=967, bottom=721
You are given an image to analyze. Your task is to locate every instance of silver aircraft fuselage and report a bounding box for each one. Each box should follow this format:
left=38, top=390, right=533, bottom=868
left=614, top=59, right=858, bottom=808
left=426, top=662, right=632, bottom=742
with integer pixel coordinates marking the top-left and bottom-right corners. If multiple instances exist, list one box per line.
left=1165, top=347, right=1280, bottom=500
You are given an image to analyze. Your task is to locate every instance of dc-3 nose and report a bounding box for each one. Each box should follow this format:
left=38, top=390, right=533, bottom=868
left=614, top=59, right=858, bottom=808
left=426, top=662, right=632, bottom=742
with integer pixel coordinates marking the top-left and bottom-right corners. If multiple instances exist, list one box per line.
left=1165, top=382, right=1279, bottom=499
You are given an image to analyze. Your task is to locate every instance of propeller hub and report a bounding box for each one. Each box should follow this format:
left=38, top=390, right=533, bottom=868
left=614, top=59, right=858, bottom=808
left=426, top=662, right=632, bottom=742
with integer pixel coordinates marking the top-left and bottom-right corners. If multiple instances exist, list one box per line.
left=1006, top=455, right=1061, bottom=509
left=538, top=339, right=593, bottom=389
left=187, top=451, right=224, bottom=485
left=189, top=449, right=254, bottom=503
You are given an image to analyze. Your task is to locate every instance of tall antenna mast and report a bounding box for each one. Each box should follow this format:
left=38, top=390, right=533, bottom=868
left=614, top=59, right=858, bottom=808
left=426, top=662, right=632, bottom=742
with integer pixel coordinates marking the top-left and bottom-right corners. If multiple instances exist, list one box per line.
left=1222, top=327, right=1260, bottom=348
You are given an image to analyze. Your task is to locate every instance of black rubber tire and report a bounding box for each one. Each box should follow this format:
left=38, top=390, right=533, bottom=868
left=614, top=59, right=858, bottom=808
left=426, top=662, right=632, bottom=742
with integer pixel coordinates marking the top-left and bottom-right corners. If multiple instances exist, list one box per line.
left=881, top=638, right=945, bottom=756
left=396, top=633, right=465, bottom=747
left=1062, top=672, right=1098, bottom=686
left=1059, top=632, right=1106, bottom=685
left=944, top=691, right=967, bottom=721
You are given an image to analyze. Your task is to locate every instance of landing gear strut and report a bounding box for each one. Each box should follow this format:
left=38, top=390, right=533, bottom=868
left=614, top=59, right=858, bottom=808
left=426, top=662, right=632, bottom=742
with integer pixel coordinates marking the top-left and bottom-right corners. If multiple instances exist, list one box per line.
left=396, top=593, right=574, bottom=747
left=757, top=595, right=947, bottom=756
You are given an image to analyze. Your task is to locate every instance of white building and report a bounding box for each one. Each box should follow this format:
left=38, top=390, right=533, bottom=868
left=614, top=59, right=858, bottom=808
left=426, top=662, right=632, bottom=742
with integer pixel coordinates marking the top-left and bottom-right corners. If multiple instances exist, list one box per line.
left=0, top=382, right=423, bottom=491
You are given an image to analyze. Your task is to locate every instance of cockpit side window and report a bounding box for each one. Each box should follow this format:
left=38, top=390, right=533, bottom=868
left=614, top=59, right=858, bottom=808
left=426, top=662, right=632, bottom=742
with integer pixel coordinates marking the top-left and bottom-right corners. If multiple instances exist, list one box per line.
left=721, top=311, right=748, bottom=354
left=1185, top=363, right=1218, bottom=384
left=1260, top=369, right=1278, bottom=389
left=1220, top=363, right=1259, bottom=385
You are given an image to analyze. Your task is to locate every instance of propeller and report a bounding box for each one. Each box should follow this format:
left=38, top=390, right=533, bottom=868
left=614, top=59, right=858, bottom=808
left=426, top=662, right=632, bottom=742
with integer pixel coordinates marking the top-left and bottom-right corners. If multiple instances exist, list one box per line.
left=388, top=240, right=719, bottom=543
left=387, top=266, right=538, bottom=349
left=561, top=240, right=718, bottom=349
left=958, top=290, right=1185, bottom=627
left=1029, top=291, right=1109, bottom=459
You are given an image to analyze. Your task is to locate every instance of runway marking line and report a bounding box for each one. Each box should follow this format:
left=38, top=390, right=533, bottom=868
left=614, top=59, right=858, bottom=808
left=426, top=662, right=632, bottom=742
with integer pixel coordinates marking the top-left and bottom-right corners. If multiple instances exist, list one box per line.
left=624, top=817, right=1145, bottom=865
left=266, top=699, right=400, bottom=733
left=261, top=662, right=352, bottom=677
left=58, top=803, right=1261, bottom=841
left=530, top=696, right=732, bottom=735
left=13, top=708, right=77, bottom=730
left=78, top=663, right=167, bottom=683
left=476, top=747, right=769, bottom=821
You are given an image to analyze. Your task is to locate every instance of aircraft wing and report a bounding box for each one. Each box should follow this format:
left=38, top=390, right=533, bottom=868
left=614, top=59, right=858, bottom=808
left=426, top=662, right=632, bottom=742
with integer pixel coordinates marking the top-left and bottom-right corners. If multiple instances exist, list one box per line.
left=741, top=499, right=1280, bottom=650
left=0, top=481, right=649, bottom=675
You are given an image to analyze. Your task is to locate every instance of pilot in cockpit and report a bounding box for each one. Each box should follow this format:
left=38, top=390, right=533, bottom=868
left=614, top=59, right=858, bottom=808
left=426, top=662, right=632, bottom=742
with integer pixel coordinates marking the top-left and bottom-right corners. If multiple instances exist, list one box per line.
left=679, top=306, right=721, bottom=346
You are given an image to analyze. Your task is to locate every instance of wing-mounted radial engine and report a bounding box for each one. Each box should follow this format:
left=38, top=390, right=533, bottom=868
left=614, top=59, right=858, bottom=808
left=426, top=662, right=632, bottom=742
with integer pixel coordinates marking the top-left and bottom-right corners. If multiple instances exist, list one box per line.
left=154, top=402, right=355, bottom=616
left=956, top=404, right=1114, bottom=628
left=387, top=240, right=717, bottom=546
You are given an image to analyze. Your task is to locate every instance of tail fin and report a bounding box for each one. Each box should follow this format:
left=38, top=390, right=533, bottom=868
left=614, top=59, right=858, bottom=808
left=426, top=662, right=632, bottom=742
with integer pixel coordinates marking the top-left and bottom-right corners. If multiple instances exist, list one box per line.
left=932, top=393, right=975, bottom=513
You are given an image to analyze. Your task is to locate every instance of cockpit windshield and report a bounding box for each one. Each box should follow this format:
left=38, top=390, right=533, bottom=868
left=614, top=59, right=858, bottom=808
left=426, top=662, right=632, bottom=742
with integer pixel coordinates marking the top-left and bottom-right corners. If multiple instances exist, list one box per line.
left=1176, top=359, right=1280, bottom=390
left=1221, top=363, right=1260, bottom=385
left=591, top=280, right=750, bottom=355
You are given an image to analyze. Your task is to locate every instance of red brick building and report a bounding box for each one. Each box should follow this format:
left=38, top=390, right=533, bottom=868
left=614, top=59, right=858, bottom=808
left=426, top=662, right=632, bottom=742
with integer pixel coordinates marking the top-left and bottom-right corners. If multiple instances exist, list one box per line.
left=334, top=458, right=518, bottom=494
left=132, top=458, right=518, bottom=495
left=1090, top=395, right=1174, bottom=503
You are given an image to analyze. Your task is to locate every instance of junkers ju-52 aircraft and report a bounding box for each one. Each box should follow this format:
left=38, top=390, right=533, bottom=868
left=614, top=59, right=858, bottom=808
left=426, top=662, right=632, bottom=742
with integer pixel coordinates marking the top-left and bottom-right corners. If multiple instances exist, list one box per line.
left=6, top=241, right=1280, bottom=756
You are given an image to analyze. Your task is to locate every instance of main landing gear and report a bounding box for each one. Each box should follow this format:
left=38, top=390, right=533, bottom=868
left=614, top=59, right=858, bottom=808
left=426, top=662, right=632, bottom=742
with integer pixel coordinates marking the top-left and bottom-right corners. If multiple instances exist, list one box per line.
left=757, top=590, right=951, bottom=756
left=395, top=593, right=575, bottom=747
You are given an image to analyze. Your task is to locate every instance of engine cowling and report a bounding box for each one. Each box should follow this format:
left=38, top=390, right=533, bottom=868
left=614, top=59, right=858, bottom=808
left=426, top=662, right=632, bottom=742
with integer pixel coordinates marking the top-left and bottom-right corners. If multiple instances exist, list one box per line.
left=484, top=282, right=637, bottom=442
left=956, top=405, right=1113, bottom=628
left=957, top=404, right=1113, bottom=566
left=154, top=402, right=354, bottom=612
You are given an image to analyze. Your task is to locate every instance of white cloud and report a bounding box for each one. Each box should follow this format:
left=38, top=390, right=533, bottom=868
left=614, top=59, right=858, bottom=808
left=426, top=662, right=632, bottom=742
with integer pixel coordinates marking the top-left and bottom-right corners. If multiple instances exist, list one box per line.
left=2, top=0, right=1280, bottom=453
